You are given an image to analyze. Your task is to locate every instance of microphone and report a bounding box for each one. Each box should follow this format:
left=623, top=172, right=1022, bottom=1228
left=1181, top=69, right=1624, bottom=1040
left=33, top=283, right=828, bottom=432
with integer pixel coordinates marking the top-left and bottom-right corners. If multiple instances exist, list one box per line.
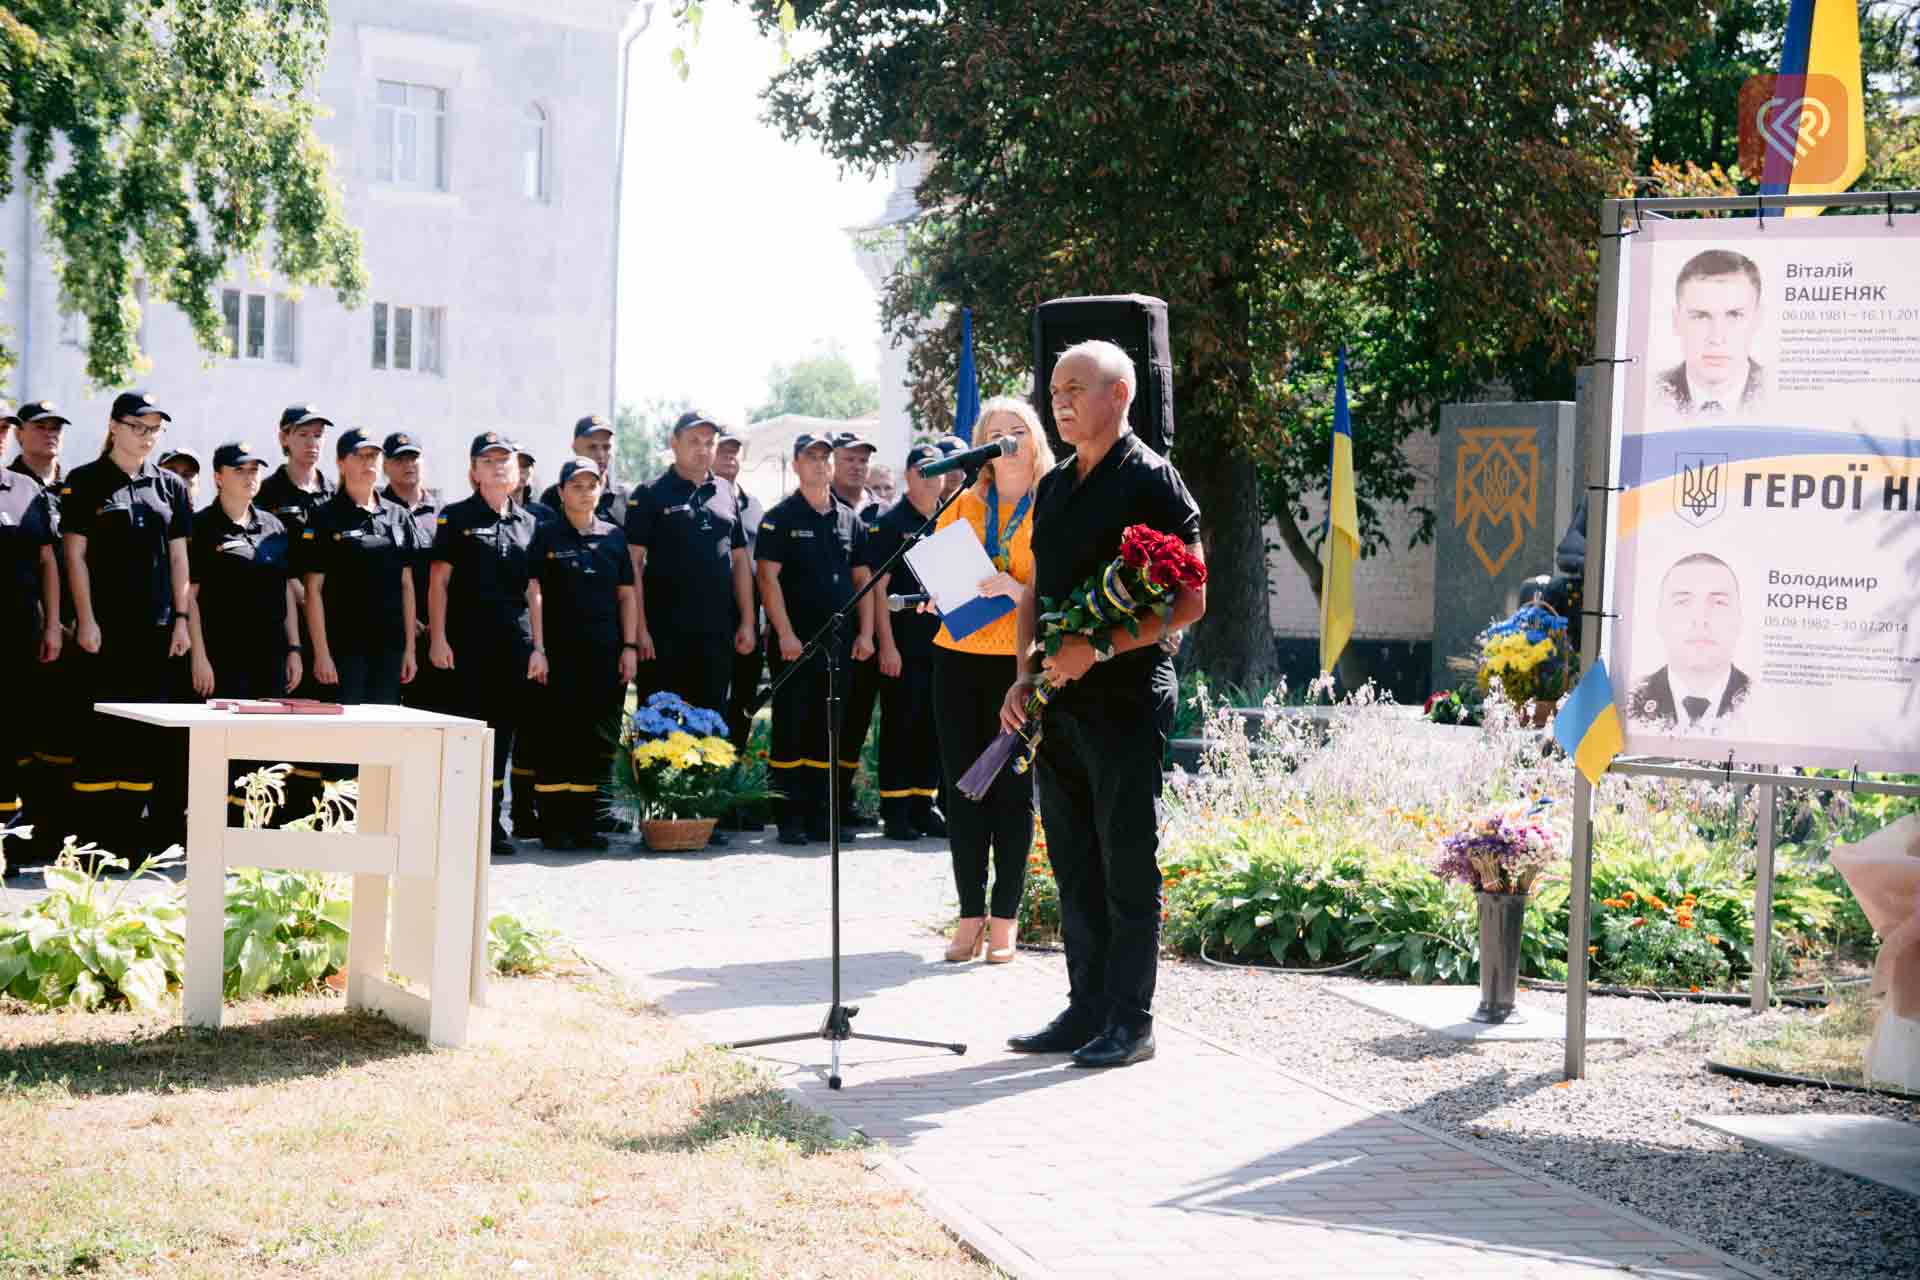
left=887, top=592, right=932, bottom=613
left=916, top=436, right=1015, bottom=478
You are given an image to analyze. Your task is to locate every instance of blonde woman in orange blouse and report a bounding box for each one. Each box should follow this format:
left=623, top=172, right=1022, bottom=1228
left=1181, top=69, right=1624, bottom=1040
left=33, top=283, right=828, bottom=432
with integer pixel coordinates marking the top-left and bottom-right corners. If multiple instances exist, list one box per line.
left=932, top=397, right=1056, bottom=963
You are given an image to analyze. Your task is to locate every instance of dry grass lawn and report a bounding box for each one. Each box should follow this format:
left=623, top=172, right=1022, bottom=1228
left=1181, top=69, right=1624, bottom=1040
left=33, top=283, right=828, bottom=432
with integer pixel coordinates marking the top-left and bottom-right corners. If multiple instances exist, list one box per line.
left=1715, top=986, right=1880, bottom=1086
left=0, top=976, right=997, bottom=1279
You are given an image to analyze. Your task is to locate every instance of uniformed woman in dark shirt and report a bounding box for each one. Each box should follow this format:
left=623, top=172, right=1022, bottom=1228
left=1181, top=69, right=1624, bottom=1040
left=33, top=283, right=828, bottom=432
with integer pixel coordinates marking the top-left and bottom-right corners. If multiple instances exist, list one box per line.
left=303, top=429, right=419, bottom=705
left=184, top=443, right=302, bottom=821
left=529, top=458, right=636, bottom=850
left=0, top=407, right=62, bottom=850
left=59, top=391, right=193, bottom=853
left=429, top=432, right=546, bottom=856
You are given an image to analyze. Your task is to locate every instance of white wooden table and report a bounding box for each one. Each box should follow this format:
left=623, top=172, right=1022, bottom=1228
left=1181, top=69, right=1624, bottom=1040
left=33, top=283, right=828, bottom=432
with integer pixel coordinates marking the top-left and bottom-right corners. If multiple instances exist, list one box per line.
left=96, top=703, right=494, bottom=1047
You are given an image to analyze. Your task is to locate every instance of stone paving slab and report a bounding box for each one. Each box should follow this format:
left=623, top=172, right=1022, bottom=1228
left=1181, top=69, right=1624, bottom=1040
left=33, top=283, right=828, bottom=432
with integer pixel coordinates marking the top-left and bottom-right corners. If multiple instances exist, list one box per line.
left=1691, top=1113, right=1920, bottom=1198
left=1335, top=983, right=1627, bottom=1042
left=491, top=836, right=1776, bottom=1280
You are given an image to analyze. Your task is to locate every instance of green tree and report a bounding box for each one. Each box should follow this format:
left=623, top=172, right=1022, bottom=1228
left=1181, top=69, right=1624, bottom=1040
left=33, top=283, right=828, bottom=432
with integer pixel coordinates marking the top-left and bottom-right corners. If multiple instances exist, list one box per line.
left=755, top=0, right=1704, bottom=688
left=0, top=1, right=365, bottom=385
left=615, top=396, right=690, bottom=489
left=749, top=343, right=880, bottom=421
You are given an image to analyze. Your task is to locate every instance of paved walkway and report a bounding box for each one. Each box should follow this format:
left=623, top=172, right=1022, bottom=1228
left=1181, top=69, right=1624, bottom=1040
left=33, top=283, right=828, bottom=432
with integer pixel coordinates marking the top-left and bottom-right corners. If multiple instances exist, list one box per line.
left=492, top=832, right=1774, bottom=1280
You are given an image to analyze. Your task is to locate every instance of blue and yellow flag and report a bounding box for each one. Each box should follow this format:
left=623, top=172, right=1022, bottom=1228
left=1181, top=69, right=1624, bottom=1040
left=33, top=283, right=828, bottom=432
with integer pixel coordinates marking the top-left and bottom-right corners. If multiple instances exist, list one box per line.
left=954, top=308, right=980, bottom=442
left=1553, top=659, right=1624, bottom=787
left=1319, top=348, right=1358, bottom=675
left=1758, top=0, right=1865, bottom=218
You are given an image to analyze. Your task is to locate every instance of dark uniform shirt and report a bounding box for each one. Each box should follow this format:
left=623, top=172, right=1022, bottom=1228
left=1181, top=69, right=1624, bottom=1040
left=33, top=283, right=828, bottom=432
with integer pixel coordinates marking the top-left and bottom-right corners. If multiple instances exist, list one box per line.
left=0, top=468, right=57, bottom=646
left=257, top=464, right=335, bottom=562
left=431, top=494, right=540, bottom=652
left=756, top=490, right=868, bottom=641
left=538, top=479, right=627, bottom=531
left=189, top=503, right=292, bottom=663
left=625, top=468, right=746, bottom=639
left=7, top=459, right=67, bottom=624
left=863, top=497, right=940, bottom=648
left=1031, top=431, right=1201, bottom=700
left=530, top=516, right=634, bottom=651
left=59, top=458, right=193, bottom=628
left=303, top=490, right=419, bottom=656
left=382, top=484, right=440, bottom=624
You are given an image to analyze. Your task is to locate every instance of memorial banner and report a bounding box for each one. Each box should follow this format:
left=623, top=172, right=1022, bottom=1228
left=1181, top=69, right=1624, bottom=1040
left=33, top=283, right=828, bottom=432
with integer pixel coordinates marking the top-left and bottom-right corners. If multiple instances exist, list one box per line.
left=1606, top=213, right=1920, bottom=771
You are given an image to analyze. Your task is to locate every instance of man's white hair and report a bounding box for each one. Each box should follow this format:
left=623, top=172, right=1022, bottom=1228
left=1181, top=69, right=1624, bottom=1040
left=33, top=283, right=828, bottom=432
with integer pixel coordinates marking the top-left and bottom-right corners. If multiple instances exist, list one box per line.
left=1057, top=339, right=1136, bottom=412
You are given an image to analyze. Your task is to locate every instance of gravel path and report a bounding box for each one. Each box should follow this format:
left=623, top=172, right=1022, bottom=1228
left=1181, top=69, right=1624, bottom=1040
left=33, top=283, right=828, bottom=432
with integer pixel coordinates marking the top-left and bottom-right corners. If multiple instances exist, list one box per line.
left=1150, top=958, right=1920, bottom=1280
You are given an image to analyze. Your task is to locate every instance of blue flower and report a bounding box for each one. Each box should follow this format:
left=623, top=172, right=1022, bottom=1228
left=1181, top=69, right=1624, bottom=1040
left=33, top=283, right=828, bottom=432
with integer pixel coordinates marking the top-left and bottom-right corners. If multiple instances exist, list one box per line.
left=646, top=690, right=690, bottom=713
left=633, top=708, right=675, bottom=737
left=686, top=707, right=727, bottom=735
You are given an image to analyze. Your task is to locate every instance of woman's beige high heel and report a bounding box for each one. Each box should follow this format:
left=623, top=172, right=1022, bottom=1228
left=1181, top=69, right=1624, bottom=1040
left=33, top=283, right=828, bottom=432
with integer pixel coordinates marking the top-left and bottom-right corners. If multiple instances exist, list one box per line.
left=985, top=917, right=1018, bottom=964
left=945, top=917, right=987, bottom=962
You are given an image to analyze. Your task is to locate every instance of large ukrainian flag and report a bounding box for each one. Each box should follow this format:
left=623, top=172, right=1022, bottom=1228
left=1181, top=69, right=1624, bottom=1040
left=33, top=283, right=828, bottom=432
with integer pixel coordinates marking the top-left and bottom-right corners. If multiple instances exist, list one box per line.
left=1319, top=348, right=1358, bottom=675
left=1762, top=0, right=1866, bottom=218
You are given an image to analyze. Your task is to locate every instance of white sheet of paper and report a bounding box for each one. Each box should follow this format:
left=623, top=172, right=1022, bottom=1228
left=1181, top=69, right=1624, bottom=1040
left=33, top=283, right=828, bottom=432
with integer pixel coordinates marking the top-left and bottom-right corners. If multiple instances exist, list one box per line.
left=904, top=519, right=997, bottom=614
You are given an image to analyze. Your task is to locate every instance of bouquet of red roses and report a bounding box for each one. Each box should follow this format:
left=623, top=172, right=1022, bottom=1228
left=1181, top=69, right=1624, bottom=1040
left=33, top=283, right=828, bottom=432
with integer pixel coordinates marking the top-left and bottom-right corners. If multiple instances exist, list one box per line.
left=956, top=524, right=1207, bottom=801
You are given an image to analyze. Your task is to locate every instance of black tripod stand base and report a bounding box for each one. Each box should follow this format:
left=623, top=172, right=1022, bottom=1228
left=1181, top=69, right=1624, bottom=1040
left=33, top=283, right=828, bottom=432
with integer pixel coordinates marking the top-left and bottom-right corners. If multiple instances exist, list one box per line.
left=723, top=1004, right=967, bottom=1088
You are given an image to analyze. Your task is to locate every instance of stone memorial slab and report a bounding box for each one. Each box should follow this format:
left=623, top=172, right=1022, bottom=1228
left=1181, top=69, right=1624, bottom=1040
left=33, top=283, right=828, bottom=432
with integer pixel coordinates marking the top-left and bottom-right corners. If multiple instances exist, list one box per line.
left=1690, top=1114, right=1920, bottom=1198
left=1430, top=400, right=1584, bottom=695
left=1335, top=982, right=1626, bottom=1042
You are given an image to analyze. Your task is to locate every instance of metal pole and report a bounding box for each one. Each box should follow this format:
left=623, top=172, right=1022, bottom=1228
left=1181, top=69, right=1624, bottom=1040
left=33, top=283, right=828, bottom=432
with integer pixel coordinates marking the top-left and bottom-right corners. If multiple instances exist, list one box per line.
left=1616, top=189, right=1919, bottom=215
left=1750, top=779, right=1778, bottom=1013
left=607, top=3, right=658, bottom=420
left=1563, top=196, right=1629, bottom=1079
left=1606, top=758, right=1920, bottom=798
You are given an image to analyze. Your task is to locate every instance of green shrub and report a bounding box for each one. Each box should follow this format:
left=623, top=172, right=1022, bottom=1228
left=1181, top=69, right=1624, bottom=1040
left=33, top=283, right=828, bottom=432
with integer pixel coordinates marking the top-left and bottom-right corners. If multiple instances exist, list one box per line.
left=0, top=845, right=185, bottom=1012
left=1017, top=821, right=1060, bottom=942
left=488, top=913, right=566, bottom=976
left=222, top=866, right=352, bottom=999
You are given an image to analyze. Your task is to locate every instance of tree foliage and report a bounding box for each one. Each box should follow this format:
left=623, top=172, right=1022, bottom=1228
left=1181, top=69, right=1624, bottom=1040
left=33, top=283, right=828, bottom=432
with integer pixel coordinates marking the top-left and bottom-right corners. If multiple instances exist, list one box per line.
left=754, top=0, right=1705, bottom=685
left=748, top=342, right=880, bottom=422
left=0, top=1, right=365, bottom=386
left=615, top=396, right=690, bottom=488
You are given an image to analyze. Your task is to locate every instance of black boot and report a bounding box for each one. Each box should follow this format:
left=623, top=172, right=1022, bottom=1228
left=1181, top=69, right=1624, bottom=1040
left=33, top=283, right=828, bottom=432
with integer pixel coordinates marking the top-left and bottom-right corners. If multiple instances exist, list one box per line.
left=912, top=799, right=948, bottom=838
left=1008, top=1006, right=1105, bottom=1054
left=881, top=796, right=918, bottom=842
left=1071, top=1019, right=1157, bottom=1068
left=490, top=790, right=514, bottom=857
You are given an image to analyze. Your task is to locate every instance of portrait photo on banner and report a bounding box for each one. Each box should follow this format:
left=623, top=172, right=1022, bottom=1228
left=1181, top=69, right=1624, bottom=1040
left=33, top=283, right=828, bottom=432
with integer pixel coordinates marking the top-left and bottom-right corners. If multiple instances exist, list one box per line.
left=1607, top=212, right=1920, bottom=772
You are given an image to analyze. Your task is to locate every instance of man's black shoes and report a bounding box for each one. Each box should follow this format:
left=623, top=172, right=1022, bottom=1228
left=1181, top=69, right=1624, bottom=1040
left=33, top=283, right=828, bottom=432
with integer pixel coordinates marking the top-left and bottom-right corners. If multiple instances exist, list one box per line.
left=914, top=805, right=948, bottom=838
left=1006, top=1007, right=1104, bottom=1054
left=1071, top=1022, right=1156, bottom=1069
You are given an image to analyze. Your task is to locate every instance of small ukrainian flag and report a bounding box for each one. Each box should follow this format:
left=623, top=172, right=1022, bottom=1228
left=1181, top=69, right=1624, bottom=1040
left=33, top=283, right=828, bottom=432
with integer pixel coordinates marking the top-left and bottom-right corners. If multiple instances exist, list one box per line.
left=1552, top=659, right=1624, bottom=787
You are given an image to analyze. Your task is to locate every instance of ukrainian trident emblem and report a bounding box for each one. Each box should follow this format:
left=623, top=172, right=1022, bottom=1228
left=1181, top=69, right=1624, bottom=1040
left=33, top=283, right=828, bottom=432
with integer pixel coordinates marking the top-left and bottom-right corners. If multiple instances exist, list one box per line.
left=1455, top=427, right=1539, bottom=577
left=1673, top=453, right=1728, bottom=529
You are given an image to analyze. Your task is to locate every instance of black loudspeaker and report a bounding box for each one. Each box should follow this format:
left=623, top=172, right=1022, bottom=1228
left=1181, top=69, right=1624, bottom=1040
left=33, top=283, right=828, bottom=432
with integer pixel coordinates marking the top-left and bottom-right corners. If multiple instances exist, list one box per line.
left=1031, top=294, right=1174, bottom=457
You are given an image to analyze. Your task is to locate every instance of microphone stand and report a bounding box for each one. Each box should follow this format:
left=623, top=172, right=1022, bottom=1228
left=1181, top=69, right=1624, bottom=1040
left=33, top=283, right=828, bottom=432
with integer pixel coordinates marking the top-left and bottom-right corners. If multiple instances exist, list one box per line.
left=725, top=466, right=982, bottom=1088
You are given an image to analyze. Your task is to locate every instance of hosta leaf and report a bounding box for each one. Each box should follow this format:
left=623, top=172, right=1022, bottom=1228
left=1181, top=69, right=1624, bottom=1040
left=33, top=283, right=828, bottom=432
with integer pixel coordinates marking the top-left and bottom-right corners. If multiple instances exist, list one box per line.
left=119, top=958, right=170, bottom=1013
left=0, top=939, right=29, bottom=988
left=25, top=917, right=59, bottom=954
left=93, top=937, right=134, bottom=983
left=70, top=971, right=105, bottom=1011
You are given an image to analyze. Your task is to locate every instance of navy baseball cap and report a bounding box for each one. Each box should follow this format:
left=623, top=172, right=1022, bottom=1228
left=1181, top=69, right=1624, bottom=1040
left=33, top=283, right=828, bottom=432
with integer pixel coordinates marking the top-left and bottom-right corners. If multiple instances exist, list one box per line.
left=279, top=404, right=331, bottom=430
left=382, top=431, right=422, bottom=457
left=212, top=442, right=266, bottom=470
left=673, top=409, right=720, bottom=435
left=830, top=429, right=876, bottom=452
left=157, top=447, right=201, bottom=472
left=936, top=434, right=968, bottom=455
left=0, top=406, right=18, bottom=427
left=470, top=431, right=514, bottom=459
left=111, top=390, right=171, bottom=422
left=905, top=443, right=941, bottom=473
left=574, top=414, right=613, bottom=438
left=792, top=433, right=833, bottom=459
left=15, top=402, right=69, bottom=427
left=335, top=428, right=380, bottom=459
left=715, top=426, right=743, bottom=447
left=557, top=458, right=603, bottom=486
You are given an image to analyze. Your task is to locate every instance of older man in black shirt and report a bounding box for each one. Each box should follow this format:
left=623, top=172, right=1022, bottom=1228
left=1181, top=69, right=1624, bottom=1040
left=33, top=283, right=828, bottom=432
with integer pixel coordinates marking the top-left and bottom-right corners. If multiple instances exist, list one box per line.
left=1002, top=341, right=1206, bottom=1069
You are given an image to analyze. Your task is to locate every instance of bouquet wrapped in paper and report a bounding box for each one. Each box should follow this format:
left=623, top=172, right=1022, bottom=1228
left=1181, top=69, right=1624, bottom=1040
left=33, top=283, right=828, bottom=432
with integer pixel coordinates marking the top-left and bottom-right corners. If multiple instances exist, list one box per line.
left=956, top=524, right=1206, bottom=801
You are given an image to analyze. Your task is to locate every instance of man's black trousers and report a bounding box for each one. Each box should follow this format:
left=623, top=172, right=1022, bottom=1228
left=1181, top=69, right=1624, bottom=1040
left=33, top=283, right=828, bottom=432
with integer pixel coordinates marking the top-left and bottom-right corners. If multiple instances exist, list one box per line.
left=1033, top=686, right=1173, bottom=1030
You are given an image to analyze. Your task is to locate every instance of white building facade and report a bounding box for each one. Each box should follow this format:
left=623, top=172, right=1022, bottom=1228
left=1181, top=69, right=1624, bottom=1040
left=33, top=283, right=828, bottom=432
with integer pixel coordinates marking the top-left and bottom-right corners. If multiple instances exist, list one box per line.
left=2, top=0, right=631, bottom=497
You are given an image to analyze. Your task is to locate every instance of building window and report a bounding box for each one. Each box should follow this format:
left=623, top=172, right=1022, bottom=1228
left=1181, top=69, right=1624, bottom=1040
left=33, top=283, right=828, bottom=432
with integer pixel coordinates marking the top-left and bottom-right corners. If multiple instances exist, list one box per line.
left=521, top=104, right=547, bottom=201
left=221, top=287, right=297, bottom=364
left=371, top=302, right=445, bottom=374
left=59, top=279, right=148, bottom=349
left=374, top=80, right=448, bottom=191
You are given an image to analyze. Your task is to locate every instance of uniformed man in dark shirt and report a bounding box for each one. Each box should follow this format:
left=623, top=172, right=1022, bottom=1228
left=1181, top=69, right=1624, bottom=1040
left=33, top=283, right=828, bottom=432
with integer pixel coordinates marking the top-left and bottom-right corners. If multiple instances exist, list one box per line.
left=258, top=404, right=336, bottom=817
left=529, top=458, right=637, bottom=851
left=539, top=415, right=627, bottom=528
left=755, top=433, right=874, bottom=844
left=0, top=407, right=62, bottom=860
left=624, top=408, right=754, bottom=718
left=7, top=401, right=76, bottom=861
left=381, top=432, right=445, bottom=713
left=1003, top=341, right=1206, bottom=1069
left=828, top=429, right=882, bottom=826
left=713, top=427, right=764, bottom=742
left=430, top=432, right=545, bottom=855
left=867, top=443, right=947, bottom=841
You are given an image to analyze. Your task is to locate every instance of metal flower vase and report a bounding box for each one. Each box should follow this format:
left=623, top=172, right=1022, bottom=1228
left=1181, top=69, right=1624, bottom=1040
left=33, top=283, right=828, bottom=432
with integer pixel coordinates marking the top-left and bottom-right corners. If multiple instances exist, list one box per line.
left=1470, top=891, right=1528, bottom=1024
